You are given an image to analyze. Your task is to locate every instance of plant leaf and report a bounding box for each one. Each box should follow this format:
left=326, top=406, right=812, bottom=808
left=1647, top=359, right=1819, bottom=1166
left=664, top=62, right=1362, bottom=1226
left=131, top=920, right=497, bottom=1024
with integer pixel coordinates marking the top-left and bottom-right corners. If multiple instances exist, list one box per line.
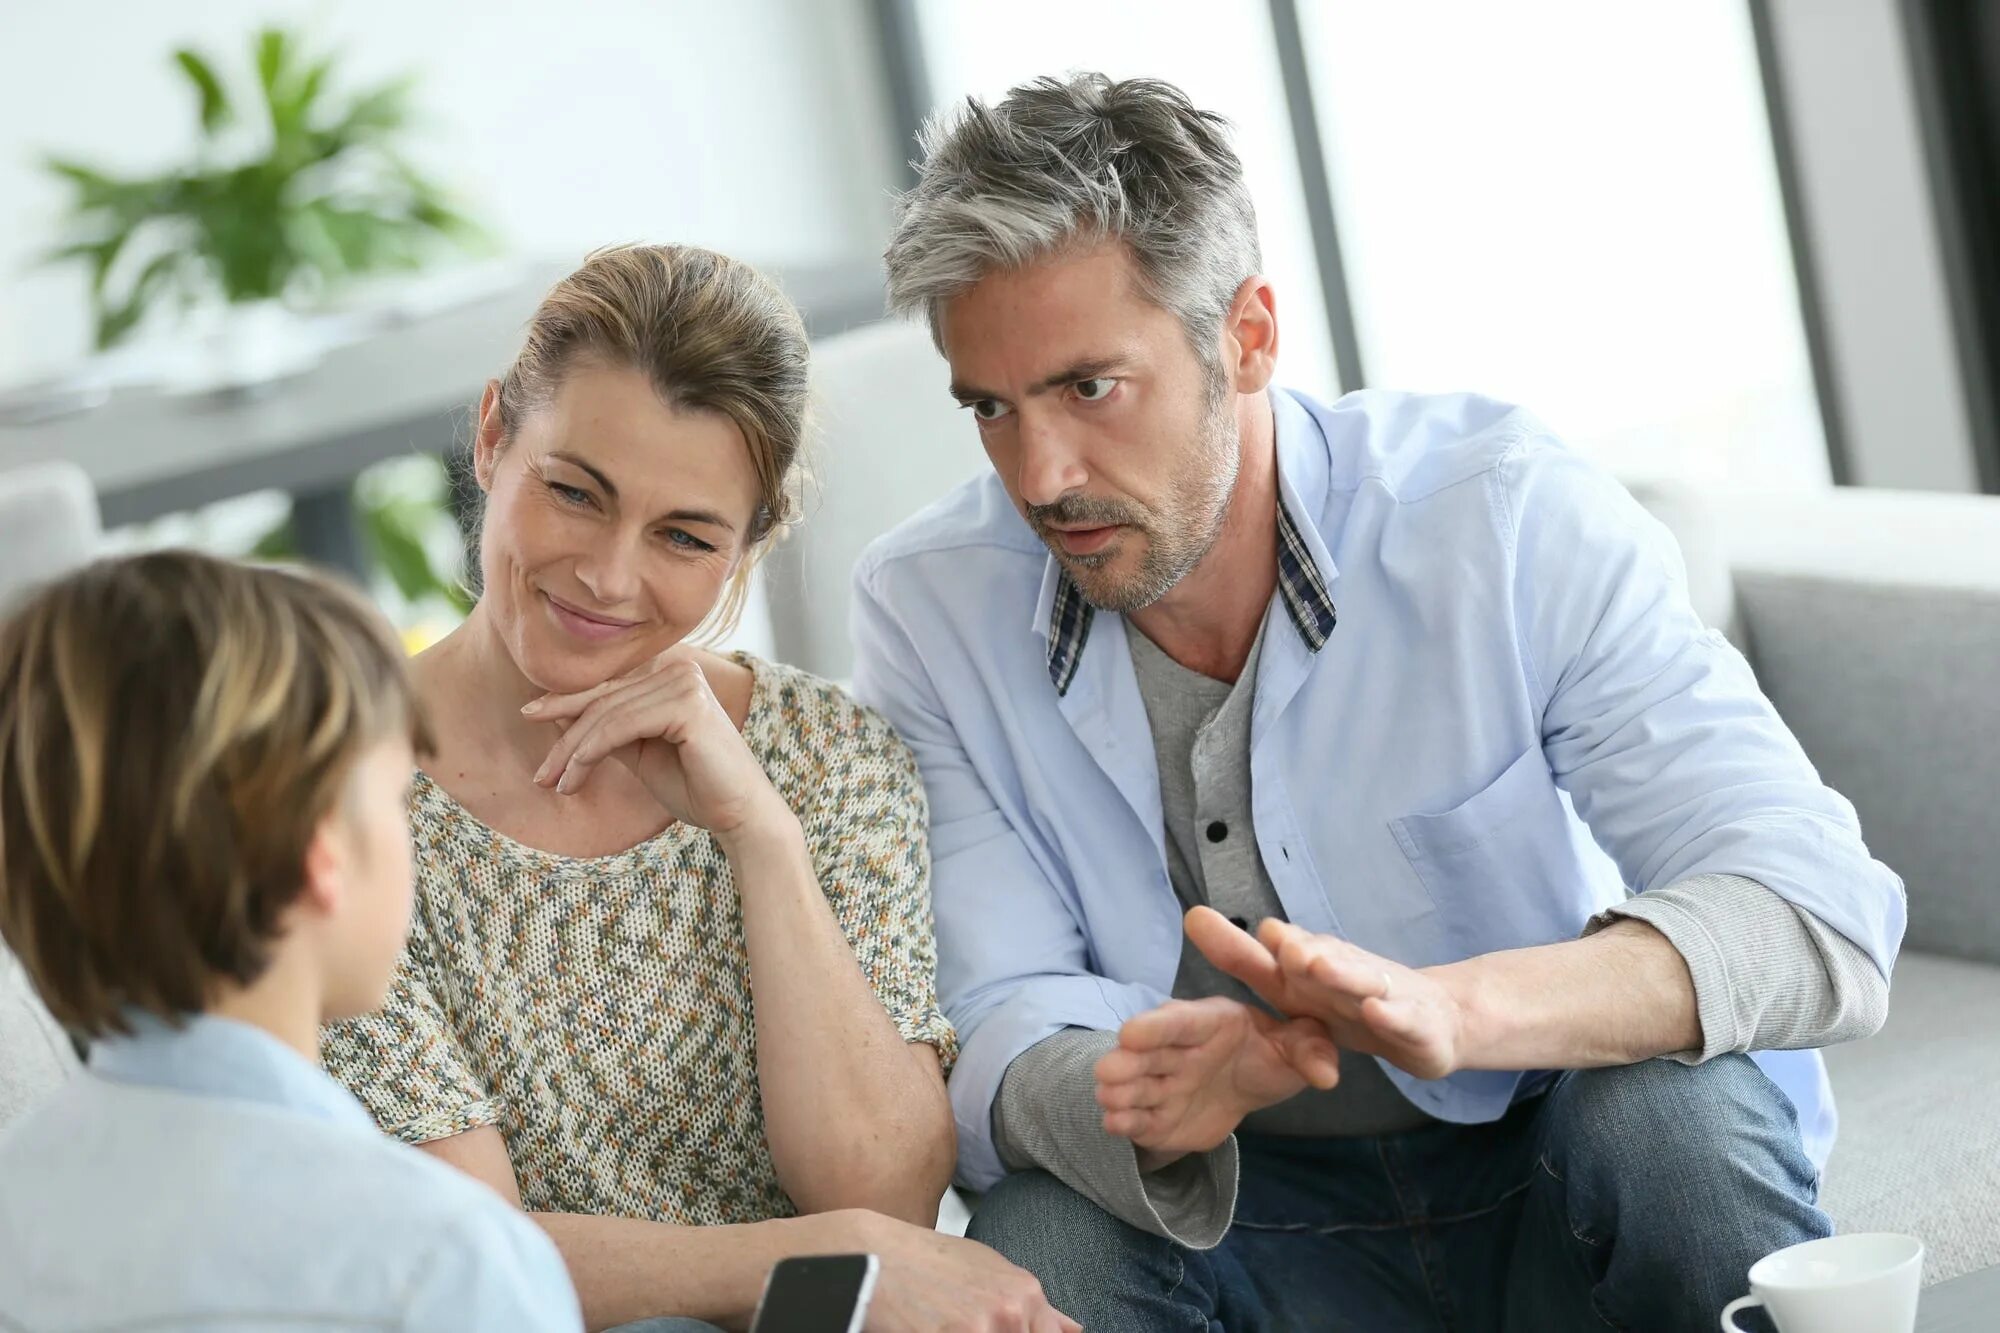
left=255, top=27, right=289, bottom=99
left=362, top=495, right=448, bottom=604
left=43, top=231, right=133, bottom=298
left=250, top=516, right=300, bottom=560
left=327, top=76, right=414, bottom=146
left=93, top=250, right=183, bottom=349
left=173, top=49, right=232, bottom=134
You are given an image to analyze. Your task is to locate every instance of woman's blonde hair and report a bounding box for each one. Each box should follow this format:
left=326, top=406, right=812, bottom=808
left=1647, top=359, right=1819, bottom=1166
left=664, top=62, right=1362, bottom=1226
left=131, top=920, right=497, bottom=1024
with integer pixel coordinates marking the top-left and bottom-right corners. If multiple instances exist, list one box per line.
left=0, top=551, right=430, bottom=1038
left=488, top=243, right=811, bottom=639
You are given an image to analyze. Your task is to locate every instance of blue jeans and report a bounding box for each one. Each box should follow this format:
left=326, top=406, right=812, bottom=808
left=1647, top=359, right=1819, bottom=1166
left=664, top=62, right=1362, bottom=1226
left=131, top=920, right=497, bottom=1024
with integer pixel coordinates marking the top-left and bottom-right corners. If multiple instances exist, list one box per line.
left=969, top=1055, right=1825, bottom=1332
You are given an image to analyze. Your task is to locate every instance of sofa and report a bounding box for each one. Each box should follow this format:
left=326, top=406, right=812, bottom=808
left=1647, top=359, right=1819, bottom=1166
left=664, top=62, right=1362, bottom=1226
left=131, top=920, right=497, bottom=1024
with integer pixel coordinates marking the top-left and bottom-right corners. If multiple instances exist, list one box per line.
left=1659, top=481, right=2000, bottom=1285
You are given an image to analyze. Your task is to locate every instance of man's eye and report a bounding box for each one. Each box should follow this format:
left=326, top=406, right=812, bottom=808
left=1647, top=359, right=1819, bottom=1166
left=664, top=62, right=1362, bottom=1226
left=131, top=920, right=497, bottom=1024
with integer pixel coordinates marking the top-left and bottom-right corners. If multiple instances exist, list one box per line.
left=968, top=399, right=1013, bottom=422
left=1074, top=378, right=1117, bottom=402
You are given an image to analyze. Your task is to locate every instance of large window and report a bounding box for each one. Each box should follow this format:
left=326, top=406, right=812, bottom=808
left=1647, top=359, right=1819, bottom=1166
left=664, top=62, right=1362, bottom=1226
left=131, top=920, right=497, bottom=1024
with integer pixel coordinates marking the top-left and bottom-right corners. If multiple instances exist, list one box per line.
left=912, top=0, right=1342, bottom=402
left=902, top=1, right=1830, bottom=485
left=1297, top=0, right=1826, bottom=485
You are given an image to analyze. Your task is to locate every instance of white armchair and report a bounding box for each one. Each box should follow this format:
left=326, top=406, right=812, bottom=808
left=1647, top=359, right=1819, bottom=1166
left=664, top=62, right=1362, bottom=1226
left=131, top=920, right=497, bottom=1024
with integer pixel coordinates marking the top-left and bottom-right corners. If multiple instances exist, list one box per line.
left=0, top=460, right=98, bottom=1130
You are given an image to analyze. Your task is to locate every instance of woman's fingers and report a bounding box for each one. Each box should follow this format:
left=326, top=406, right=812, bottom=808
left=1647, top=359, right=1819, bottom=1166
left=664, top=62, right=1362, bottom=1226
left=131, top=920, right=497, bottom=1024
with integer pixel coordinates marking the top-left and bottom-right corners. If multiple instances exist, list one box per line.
left=538, top=674, right=692, bottom=792
left=553, top=695, right=654, bottom=795
left=522, top=646, right=695, bottom=722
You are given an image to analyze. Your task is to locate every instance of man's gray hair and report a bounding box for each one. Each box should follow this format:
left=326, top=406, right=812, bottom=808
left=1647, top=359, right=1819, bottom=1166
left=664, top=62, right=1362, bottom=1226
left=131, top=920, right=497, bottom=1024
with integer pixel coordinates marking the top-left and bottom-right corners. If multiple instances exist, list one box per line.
left=884, top=72, right=1263, bottom=369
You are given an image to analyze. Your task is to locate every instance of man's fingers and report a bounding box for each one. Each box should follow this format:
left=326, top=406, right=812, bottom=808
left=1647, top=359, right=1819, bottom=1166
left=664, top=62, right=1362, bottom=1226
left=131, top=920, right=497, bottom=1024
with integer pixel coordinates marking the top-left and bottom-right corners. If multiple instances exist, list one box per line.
left=1095, top=1045, right=1180, bottom=1084
left=1187, top=907, right=1285, bottom=999
left=1361, top=994, right=1427, bottom=1045
left=1270, top=1019, right=1342, bottom=1089
left=1094, top=1076, right=1166, bottom=1112
left=1117, top=999, right=1225, bottom=1053
left=1102, top=1107, right=1156, bottom=1139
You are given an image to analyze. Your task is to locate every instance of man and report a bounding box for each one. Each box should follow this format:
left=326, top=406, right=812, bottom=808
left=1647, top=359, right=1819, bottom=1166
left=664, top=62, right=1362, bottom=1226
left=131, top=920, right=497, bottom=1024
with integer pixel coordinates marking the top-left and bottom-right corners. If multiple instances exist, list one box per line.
left=853, top=73, right=1902, bottom=1331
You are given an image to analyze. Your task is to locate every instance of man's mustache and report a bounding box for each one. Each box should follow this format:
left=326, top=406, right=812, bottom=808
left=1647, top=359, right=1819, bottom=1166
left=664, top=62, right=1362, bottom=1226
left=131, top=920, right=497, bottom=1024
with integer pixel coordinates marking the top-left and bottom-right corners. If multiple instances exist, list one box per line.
left=1026, top=495, right=1144, bottom=529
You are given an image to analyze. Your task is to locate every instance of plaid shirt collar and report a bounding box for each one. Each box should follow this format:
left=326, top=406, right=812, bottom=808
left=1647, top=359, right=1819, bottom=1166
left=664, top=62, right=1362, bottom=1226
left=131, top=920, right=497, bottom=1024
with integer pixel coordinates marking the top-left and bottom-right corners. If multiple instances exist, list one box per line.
left=1044, top=494, right=1337, bottom=695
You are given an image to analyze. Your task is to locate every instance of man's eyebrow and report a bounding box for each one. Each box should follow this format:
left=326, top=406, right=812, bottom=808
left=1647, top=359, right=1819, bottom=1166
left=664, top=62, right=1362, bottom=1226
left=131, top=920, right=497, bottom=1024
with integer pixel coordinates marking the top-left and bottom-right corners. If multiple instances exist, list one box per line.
left=949, top=357, right=1128, bottom=403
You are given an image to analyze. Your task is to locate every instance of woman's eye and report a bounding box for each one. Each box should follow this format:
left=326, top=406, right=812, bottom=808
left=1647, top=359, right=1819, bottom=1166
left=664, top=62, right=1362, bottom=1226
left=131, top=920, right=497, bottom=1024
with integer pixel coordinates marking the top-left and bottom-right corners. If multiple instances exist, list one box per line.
left=1074, top=377, right=1116, bottom=402
left=665, top=529, right=713, bottom=552
left=968, top=399, right=1013, bottom=422
left=550, top=481, right=592, bottom=506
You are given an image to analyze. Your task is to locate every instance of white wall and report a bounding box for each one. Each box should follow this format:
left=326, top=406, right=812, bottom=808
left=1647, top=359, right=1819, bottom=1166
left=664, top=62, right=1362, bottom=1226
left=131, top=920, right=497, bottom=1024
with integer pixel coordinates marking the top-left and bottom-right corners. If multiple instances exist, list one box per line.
left=0, top=0, right=902, bottom=384
left=1764, top=0, right=1982, bottom=492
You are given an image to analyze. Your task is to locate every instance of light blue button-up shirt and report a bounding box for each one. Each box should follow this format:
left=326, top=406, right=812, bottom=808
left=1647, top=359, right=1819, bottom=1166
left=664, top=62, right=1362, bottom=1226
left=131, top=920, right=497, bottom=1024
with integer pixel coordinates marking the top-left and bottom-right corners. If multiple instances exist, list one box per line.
left=0, top=1011, right=582, bottom=1331
left=852, top=386, right=1904, bottom=1191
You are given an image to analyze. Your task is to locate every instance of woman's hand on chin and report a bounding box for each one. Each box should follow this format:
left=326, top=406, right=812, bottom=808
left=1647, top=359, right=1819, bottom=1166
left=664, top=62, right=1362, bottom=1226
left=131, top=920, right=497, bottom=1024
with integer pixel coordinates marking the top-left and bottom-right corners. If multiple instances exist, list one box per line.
left=522, top=647, right=790, bottom=840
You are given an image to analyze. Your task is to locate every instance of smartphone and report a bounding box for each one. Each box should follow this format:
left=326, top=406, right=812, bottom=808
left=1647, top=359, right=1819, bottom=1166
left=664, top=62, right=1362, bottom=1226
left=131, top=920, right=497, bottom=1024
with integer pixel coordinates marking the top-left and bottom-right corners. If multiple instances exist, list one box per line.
left=748, top=1253, right=880, bottom=1333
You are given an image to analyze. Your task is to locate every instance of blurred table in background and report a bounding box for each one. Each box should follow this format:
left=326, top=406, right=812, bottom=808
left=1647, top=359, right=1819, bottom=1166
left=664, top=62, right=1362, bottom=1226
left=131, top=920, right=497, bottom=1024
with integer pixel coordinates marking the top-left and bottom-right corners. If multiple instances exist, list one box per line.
left=0, top=259, right=889, bottom=572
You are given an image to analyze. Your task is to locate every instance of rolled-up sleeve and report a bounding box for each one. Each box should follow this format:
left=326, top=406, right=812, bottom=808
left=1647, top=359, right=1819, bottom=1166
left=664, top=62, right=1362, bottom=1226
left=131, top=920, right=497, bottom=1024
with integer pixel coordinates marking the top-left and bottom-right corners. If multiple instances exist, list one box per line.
left=1507, top=440, right=1906, bottom=980
left=851, top=557, right=1169, bottom=1190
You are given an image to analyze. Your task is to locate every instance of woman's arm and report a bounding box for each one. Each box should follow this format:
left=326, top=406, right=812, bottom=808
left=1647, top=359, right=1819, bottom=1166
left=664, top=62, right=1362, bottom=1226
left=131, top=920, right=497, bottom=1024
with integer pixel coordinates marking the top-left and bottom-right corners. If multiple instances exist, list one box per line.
left=525, top=651, right=954, bottom=1222
left=721, top=813, right=955, bottom=1223
left=420, top=1128, right=1066, bottom=1333
left=422, top=1127, right=789, bottom=1329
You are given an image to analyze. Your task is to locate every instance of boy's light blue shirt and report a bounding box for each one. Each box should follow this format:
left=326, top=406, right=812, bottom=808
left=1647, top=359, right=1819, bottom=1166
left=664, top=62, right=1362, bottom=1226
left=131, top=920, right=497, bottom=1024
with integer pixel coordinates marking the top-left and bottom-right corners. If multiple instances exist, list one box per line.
left=0, top=1010, right=582, bottom=1332
left=851, top=387, right=1906, bottom=1191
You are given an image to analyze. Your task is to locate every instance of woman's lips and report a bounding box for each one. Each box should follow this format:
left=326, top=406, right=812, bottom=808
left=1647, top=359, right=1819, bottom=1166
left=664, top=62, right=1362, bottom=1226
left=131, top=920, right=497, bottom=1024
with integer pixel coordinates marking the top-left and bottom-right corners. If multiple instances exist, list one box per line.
left=1051, top=524, right=1120, bottom=556
left=543, top=592, right=638, bottom=642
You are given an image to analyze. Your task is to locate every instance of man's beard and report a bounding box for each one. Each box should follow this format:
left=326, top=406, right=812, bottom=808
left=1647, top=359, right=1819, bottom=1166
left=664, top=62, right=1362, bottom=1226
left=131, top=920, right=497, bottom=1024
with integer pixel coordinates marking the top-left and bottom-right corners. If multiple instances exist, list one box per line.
left=1027, top=393, right=1239, bottom=614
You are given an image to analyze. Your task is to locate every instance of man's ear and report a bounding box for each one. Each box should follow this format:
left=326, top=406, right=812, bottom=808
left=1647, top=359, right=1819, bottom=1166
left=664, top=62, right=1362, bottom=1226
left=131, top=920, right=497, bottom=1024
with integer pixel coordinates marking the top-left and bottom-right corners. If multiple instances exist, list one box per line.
left=473, top=379, right=506, bottom=493
left=1219, top=275, right=1280, bottom=395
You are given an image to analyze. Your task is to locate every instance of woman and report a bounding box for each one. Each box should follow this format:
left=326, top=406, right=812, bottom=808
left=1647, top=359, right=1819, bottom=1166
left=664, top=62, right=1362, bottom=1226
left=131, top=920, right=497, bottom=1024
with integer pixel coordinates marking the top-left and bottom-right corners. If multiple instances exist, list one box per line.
left=322, top=246, right=1072, bottom=1333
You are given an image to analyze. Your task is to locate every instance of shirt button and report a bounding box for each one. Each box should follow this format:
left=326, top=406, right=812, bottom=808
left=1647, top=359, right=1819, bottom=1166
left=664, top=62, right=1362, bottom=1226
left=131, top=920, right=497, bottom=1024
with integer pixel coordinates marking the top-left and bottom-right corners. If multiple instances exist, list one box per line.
left=1229, top=915, right=1252, bottom=933
left=1206, top=821, right=1228, bottom=843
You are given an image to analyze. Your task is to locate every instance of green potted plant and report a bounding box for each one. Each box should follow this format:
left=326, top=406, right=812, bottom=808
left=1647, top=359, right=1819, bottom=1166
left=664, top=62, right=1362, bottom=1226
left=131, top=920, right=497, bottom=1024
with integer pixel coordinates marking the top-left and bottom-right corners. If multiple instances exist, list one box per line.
left=41, top=27, right=482, bottom=389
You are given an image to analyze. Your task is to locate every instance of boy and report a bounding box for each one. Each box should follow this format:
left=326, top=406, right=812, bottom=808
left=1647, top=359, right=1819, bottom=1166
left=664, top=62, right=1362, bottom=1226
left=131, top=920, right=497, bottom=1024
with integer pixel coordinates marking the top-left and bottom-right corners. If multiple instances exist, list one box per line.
left=0, top=551, right=582, bottom=1331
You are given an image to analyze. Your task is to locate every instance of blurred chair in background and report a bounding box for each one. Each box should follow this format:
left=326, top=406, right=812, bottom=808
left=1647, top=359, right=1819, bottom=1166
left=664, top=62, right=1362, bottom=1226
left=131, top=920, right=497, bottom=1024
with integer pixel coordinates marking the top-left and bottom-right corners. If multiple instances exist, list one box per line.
left=762, top=320, right=986, bottom=683
left=0, top=459, right=98, bottom=1130
left=0, top=460, right=100, bottom=609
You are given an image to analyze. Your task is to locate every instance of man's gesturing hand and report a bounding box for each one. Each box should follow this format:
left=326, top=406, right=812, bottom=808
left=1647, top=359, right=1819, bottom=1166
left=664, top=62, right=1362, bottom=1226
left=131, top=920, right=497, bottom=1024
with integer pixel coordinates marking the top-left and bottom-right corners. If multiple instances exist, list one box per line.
left=1185, top=906, right=1470, bottom=1081
left=1094, top=995, right=1339, bottom=1158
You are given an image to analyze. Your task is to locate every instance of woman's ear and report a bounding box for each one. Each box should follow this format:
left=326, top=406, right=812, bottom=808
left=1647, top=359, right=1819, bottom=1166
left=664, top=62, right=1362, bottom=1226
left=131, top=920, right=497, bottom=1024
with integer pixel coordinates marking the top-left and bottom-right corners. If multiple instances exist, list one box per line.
left=473, top=379, right=506, bottom=493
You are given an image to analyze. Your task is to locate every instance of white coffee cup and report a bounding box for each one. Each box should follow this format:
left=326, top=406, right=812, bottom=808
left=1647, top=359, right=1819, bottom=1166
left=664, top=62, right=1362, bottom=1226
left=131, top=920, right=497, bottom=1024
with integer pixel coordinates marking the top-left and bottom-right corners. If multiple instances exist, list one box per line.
left=1719, top=1232, right=1923, bottom=1332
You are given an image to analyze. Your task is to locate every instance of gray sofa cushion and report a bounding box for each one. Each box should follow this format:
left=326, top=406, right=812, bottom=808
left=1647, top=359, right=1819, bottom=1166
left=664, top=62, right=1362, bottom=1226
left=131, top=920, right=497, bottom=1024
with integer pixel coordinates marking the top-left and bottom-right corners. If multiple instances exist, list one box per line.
left=0, top=945, right=77, bottom=1133
left=1821, top=950, right=2000, bottom=1285
left=1735, top=572, right=2000, bottom=966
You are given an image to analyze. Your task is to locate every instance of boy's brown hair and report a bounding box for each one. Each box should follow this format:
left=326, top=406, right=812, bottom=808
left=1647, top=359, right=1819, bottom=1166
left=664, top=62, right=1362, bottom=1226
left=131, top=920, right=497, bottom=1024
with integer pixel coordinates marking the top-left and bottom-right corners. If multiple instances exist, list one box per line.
left=0, top=551, right=430, bottom=1039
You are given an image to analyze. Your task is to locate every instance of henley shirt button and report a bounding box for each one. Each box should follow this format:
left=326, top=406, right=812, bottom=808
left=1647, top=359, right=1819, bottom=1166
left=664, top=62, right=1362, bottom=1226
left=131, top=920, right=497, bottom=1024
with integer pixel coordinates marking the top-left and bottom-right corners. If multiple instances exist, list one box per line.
left=1205, top=820, right=1228, bottom=843
left=1229, top=915, right=1251, bottom=933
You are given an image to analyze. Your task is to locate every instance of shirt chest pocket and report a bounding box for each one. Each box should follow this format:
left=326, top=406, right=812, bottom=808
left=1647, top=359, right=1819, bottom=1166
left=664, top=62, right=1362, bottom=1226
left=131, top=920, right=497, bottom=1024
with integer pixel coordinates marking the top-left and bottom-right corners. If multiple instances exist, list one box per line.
left=1388, top=745, right=1596, bottom=953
